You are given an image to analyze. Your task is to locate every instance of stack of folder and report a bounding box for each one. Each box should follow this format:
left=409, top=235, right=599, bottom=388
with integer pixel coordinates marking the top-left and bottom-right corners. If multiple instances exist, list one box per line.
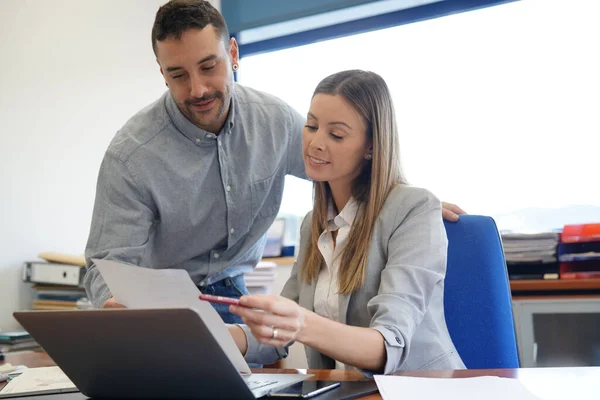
left=0, top=330, right=39, bottom=353
left=244, top=261, right=277, bottom=294
left=30, top=285, right=88, bottom=310
left=558, top=223, right=600, bottom=279
left=501, top=232, right=560, bottom=280
left=22, top=252, right=92, bottom=310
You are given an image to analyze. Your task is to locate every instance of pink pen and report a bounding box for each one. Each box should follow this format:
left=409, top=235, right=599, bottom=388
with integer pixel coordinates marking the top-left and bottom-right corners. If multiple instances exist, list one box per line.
left=199, top=293, right=243, bottom=307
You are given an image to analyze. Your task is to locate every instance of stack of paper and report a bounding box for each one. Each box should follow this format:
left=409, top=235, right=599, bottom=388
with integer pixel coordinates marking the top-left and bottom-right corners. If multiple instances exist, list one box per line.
left=0, top=331, right=39, bottom=353
left=374, top=376, right=543, bottom=400
left=502, top=232, right=559, bottom=264
left=501, top=232, right=560, bottom=279
left=244, top=261, right=277, bottom=294
left=375, top=373, right=600, bottom=400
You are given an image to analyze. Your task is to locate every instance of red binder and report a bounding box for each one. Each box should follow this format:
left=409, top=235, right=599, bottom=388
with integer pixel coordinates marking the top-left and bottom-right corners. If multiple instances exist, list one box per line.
left=560, top=223, right=600, bottom=243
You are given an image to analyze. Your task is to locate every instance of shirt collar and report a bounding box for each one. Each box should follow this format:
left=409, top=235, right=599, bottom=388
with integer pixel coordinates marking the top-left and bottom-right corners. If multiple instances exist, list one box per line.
left=327, top=197, right=359, bottom=230
left=164, top=86, right=236, bottom=144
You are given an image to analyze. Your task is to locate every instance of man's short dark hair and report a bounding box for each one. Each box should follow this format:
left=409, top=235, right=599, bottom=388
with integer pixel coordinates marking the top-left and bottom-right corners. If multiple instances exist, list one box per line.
left=151, top=0, right=230, bottom=56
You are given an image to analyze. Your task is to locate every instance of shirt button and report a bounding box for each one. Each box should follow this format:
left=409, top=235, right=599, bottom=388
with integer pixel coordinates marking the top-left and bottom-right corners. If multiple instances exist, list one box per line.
left=218, top=140, right=222, bottom=146
left=226, top=185, right=231, bottom=192
left=205, top=134, right=212, bottom=138
left=230, top=228, right=235, bottom=234
left=196, top=138, right=200, bottom=143
left=395, top=337, right=402, bottom=344
left=213, top=253, right=220, bottom=259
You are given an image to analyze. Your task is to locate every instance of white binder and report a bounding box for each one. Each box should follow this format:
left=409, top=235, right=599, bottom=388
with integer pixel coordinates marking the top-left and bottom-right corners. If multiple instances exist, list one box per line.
left=22, top=262, right=85, bottom=286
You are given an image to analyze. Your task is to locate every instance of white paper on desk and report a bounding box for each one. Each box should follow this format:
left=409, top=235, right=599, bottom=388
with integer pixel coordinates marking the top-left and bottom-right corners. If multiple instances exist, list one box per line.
left=374, top=376, right=544, bottom=400
left=0, top=366, right=76, bottom=396
left=0, top=364, right=28, bottom=375
left=93, top=259, right=251, bottom=375
left=519, top=370, right=600, bottom=400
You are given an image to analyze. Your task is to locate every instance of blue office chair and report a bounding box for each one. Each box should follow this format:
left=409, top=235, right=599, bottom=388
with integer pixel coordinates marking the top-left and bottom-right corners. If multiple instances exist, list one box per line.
left=443, top=215, right=520, bottom=369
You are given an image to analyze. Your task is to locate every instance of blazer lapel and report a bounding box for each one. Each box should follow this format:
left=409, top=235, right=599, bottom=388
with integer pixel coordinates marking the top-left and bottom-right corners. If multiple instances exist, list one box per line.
left=299, top=277, right=317, bottom=312
left=338, top=292, right=351, bottom=324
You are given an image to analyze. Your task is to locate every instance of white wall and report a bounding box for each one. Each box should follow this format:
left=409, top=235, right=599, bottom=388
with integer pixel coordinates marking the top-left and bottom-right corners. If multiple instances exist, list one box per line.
left=0, top=0, right=220, bottom=331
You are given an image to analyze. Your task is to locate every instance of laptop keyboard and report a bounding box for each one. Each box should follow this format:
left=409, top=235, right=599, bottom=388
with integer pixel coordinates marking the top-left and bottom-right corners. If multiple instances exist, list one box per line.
left=246, top=379, right=279, bottom=390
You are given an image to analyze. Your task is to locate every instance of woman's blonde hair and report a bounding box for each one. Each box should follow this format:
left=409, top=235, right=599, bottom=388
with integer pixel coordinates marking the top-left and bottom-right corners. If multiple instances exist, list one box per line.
left=301, top=70, right=406, bottom=294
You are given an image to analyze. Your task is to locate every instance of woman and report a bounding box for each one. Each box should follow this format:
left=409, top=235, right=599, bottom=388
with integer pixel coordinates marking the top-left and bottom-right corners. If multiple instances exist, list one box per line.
left=228, top=70, right=465, bottom=374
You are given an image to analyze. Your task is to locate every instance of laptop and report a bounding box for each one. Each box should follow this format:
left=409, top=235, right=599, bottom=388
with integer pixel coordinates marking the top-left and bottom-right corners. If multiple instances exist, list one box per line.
left=13, top=308, right=311, bottom=399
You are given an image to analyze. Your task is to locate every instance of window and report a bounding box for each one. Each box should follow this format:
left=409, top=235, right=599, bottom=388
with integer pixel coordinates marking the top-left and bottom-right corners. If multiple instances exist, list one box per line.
left=238, top=0, right=600, bottom=232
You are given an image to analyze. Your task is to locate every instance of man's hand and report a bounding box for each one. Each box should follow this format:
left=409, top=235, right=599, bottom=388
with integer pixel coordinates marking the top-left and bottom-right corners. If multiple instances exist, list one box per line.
left=442, top=202, right=466, bottom=222
left=103, top=297, right=126, bottom=308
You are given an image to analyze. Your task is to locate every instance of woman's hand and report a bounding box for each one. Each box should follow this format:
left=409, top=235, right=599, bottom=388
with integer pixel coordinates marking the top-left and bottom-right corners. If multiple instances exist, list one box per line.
left=230, top=294, right=306, bottom=348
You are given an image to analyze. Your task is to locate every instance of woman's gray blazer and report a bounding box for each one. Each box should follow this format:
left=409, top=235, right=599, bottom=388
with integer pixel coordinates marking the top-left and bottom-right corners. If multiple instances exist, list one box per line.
left=242, top=184, right=465, bottom=374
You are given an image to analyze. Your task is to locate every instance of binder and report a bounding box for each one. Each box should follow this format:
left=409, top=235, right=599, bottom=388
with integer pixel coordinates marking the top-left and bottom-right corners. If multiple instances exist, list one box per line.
left=22, top=262, right=85, bottom=287
left=561, top=223, right=600, bottom=243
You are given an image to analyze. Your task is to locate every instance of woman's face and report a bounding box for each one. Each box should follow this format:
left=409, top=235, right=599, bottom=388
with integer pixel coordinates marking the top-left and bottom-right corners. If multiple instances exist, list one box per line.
left=302, top=94, right=371, bottom=187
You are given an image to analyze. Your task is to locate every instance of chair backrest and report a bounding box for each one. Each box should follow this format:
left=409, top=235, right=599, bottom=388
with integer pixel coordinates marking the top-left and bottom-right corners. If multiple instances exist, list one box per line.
left=443, top=215, right=520, bottom=369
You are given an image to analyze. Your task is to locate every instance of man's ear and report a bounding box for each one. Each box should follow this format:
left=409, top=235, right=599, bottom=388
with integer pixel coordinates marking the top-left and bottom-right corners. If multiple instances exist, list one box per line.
left=228, top=37, right=239, bottom=65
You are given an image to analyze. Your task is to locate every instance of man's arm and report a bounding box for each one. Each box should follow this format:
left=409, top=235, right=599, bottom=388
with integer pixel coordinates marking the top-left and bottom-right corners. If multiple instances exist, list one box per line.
left=285, top=106, right=308, bottom=180
left=84, top=151, right=156, bottom=308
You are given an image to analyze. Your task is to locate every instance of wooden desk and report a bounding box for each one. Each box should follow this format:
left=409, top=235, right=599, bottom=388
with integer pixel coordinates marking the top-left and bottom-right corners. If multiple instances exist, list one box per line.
left=3, top=351, right=600, bottom=399
left=511, top=278, right=600, bottom=297
left=261, top=256, right=296, bottom=266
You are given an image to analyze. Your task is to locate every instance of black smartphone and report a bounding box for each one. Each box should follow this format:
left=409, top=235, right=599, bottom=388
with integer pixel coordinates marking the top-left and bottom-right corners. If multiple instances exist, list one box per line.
left=269, top=380, right=341, bottom=398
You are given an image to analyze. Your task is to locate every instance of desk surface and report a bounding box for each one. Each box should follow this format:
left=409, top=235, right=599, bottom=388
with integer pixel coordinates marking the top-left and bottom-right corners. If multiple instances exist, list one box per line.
left=261, top=256, right=296, bottom=266
left=3, top=351, right=600, bottom=399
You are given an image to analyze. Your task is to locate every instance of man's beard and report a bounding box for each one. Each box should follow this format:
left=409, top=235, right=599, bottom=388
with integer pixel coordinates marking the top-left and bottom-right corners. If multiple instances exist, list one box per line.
left=183, top=90, right=227, bottom=130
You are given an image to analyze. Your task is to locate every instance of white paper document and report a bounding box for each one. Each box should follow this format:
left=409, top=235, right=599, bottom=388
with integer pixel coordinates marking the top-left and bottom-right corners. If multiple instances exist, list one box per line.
left=0, top=366, right=76, bottom=397
left=0, top=364, right=27, bottom=375
left=93, top=259, right=251, bottom=375
left=374, top=376, right=543, bottom=400
left=518, top=369, right=600, bottom=400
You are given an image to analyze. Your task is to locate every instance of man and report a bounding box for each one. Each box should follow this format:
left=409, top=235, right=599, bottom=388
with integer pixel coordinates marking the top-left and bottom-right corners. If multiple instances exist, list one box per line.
left=84, top=0, right=464, bottom=323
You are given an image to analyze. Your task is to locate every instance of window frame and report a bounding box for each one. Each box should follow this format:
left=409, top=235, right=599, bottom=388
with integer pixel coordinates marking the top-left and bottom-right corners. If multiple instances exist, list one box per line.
left=235, top=0, right=518, bottom=58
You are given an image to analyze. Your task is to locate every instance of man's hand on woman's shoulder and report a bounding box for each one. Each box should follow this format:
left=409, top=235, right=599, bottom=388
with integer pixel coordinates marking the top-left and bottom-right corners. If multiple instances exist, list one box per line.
left=441, top=202, right=466, bottom=222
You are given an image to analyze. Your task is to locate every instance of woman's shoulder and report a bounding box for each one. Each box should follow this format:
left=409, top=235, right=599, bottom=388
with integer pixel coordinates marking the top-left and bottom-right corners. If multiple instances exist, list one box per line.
left=299, top=184, right=441, bottom=232
left=380, top=184, right=443, bottom=222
